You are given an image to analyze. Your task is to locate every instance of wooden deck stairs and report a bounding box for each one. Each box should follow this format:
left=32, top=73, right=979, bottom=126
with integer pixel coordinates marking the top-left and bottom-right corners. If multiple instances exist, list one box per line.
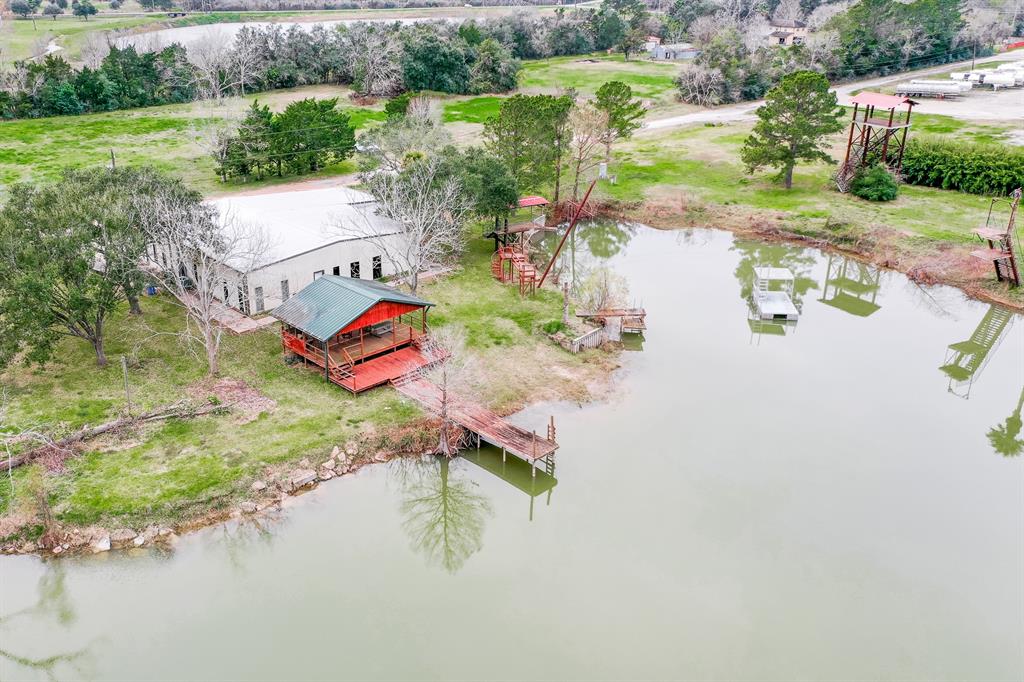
left=491, top=245, right=538, bottom=296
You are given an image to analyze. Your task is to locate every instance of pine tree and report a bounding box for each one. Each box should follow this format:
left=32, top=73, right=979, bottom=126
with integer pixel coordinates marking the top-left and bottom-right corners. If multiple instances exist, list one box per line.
left=740, top=71, right=844, bottom=189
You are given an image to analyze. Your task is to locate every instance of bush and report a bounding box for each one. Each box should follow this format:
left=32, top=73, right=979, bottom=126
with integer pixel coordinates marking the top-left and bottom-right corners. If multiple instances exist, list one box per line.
left=851, top=165, right=899, bottom=201
left=901, top=138, right=1024, bottom=196
left=541, top=320, right=568, bottom=335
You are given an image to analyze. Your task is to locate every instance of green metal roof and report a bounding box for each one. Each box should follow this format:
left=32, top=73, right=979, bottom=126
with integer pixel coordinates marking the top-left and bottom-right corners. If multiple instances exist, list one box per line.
left=271, top=276, right=432, bottom=342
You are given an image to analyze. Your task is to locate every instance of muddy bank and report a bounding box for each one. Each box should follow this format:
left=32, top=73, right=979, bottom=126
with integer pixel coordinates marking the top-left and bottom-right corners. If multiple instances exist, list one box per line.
left=593, top=198, right=1024, bottom=314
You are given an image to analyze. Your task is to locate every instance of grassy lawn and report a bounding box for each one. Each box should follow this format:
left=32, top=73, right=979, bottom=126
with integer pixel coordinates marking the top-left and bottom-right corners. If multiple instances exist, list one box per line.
left=0, top=227, right=607, bottom=534
left=609, top=121, right=1002, bottom=244
left=519, top=53, right=680, bottom=103
left=0, top=15, right=163, bottom=62
left=0, top=85, right=386, bottom=196
left=442, top=96, right=504, bottom=124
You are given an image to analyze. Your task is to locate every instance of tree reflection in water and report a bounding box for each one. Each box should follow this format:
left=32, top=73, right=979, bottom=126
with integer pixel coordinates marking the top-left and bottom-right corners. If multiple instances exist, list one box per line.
left=395, top=456, right=493, bottom=574
left=0, top=563, right=94, bottom=681
left=731, top=240, right=818, bottom=307
left=988, top=387, right=1024, bottom=457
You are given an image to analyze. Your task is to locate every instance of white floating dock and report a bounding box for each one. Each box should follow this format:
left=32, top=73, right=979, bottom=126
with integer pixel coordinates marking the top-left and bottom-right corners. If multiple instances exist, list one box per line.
left=751, top=267, right=800, bottom=321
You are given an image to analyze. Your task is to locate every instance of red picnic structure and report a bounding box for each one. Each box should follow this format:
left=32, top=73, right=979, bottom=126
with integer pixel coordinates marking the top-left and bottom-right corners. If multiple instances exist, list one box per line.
left=272, top=276, right=433, bottom=393
left=837, top=91, right=915, bottom=191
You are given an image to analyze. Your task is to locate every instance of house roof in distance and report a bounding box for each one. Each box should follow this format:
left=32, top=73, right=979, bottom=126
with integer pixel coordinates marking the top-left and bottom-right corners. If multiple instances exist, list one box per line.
left=770, top=18, right=807, bottom=28
left=209, top=186, right=403, bottom=271
left=271, top=276, right=432, bottom=341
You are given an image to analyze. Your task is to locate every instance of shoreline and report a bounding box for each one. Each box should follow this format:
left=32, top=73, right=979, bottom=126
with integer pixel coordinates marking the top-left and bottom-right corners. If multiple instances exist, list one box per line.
left=599, top=200, right=1024, bottom=314
left=1, top=344, right=621, bottom=559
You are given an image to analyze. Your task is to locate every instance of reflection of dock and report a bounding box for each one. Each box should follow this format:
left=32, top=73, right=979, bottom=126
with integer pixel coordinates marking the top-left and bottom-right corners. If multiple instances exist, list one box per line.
left=818, top=255, right=881, bottom=317
left=751, top=267, right=799, bottom=321
left=463, top=448, right=557, bottom=521
left=940, top=305, right=1014, bottom=398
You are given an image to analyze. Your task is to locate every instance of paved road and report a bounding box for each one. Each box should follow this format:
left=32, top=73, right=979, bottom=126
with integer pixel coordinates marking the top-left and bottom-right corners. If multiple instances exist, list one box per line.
left=643, top=51, right=1024, bottom=132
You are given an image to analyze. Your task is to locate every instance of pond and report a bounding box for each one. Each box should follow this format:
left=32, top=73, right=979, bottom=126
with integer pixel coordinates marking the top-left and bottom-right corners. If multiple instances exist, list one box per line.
left=115, top=17, right=458, bottom=52
left=2, top=226, right=1021, bottom=681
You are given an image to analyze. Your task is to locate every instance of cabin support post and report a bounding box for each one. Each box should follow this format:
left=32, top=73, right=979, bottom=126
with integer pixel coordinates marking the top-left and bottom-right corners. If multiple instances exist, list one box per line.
left=323, top=342, right=329, bottom=381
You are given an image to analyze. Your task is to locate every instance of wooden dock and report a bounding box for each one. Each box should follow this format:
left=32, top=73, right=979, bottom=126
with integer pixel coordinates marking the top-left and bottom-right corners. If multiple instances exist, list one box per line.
left=393, top=377, right=558, bottom=466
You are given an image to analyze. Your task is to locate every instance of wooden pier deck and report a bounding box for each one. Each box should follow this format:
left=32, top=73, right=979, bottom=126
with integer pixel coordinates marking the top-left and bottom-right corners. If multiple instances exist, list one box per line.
left=393, top=378, right=558, bottom=462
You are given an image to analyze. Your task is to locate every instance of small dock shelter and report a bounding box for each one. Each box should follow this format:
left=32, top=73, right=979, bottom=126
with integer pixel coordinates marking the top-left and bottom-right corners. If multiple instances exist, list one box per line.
left=272, top=276, right=433, bottom=394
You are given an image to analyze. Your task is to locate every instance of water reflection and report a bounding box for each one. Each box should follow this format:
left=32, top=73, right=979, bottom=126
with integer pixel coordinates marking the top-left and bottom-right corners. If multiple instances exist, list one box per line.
left=0, top=564, right=94, bottom=680
left=939, top=304, right=1015, bottom=398
left=537, top=221, right=638, bottom=292
left=988, top=387, right=1024, bottom=458
left=462, top=447, right=558, bottom=521
left=732, top=241, right=817, bottom=341
left=818, top=255, right=882, bottom=317
left=395, top=457, right=493, bottom=574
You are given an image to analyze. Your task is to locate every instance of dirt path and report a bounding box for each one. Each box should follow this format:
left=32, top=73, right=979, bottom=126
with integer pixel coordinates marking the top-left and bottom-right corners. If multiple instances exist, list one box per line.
left=643, top=51, right=1024, bottom=133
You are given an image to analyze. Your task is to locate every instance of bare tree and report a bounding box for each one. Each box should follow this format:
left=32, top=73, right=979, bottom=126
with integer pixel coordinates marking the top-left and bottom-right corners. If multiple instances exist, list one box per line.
left=804, top=30, right=841, bottom=72
left=231, top=26, right=264, bottom=96
left=806, top=1, right=849, bottom=30
left=675, top=63, right=727, bottom=106
left=345, top=23, right=403, bottom=97
left=188, top=31, right=240, bottom=102
left=417, top=326, right=481, bottom=457
left=79, top=31, right=111, bottom=69
left=567, top=102, right=607, bottom=202
left=772, top=0, right=803, bottom=23
left=136, top=193, right=270, bottom=376
left=339, top=156, right=469, bottom=294
left=358, top=98, right=451, bottom=174
left=191, top=108, right=241, bottom=183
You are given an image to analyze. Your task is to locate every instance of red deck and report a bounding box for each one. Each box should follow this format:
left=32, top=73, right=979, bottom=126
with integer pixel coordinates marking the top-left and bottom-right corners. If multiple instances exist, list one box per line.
left=333, top=346, right=432, bottom=393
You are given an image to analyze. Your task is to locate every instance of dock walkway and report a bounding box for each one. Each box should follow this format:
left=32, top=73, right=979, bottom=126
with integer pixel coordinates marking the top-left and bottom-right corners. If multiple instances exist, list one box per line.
left=393, top=378, right=558, bottom=463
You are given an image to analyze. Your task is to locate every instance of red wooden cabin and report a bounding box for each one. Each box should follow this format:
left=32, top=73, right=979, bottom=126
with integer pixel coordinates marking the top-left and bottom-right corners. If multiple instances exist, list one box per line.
left=272, top=276, right=433, bottom=393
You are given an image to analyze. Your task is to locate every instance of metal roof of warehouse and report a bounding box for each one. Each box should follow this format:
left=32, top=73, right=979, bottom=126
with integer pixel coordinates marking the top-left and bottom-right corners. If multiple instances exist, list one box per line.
left=271, top=276, right=432, bottom=341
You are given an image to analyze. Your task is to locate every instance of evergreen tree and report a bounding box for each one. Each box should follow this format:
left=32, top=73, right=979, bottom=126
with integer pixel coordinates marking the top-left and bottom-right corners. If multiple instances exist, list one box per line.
left=594, top=80, right=644, bottom=162
left=740, top=71, right=844, bottom=189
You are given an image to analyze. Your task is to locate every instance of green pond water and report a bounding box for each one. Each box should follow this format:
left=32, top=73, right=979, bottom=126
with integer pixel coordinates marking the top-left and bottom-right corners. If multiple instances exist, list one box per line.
left=2, top=226, right=1022, bottom=681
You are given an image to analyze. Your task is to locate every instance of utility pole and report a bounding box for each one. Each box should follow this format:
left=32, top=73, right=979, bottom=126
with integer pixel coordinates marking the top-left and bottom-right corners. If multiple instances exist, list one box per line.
left=971, top=40, right=977, bottom=70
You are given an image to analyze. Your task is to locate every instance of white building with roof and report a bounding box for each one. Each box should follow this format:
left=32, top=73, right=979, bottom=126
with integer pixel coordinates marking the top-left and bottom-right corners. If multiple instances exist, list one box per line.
left=154, top=185, right=408, bottom=316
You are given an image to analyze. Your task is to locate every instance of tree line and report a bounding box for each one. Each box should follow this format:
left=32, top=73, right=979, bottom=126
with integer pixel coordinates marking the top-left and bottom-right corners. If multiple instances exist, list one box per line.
left=0, top=2, right=654, bottom=120
left=672, top=0, right=1012, bottom=106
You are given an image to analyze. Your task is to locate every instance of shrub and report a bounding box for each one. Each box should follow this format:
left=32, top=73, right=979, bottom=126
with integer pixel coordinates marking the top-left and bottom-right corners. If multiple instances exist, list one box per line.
left=541, top=320, right=568, bottom=335
left=901, top=138, right=1024, bottom=196
left=851, top=164, right=899, bottom=201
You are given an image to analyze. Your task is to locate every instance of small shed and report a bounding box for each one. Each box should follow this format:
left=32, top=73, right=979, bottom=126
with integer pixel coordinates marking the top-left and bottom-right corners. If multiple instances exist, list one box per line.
left=272, top=276, right=433, bottom=393
left=650, top=42, right=700, bottom=61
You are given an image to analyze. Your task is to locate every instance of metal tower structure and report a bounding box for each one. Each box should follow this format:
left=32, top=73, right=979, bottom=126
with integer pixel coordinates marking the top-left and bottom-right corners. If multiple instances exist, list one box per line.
left=836, top=92, right=915, bottom=192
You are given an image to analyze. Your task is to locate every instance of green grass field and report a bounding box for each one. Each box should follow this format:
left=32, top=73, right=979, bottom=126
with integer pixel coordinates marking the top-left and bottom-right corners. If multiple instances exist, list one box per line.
left=606, top=120, right=1004, bottom=244
left=519, top=53, right=680, bottom=102
left=0, top=85, right=386, bottom=196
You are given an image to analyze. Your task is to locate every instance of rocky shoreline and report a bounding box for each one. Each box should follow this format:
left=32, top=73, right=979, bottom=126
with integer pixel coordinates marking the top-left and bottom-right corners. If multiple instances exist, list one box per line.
left=2, top=438, right=419, bottom=558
